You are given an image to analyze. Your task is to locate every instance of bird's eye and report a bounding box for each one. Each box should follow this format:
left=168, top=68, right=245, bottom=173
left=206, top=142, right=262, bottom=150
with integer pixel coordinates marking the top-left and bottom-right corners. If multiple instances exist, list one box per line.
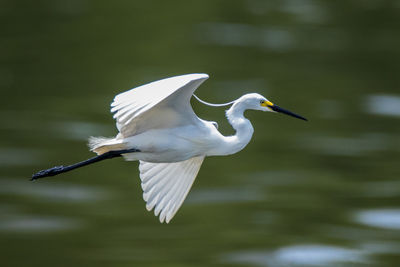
left=260, top=100, right=264, bottom=104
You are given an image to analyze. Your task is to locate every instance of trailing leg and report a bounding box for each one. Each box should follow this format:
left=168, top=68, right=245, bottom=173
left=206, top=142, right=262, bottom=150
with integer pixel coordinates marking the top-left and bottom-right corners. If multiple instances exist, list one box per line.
left=31, top=148, right=140, bottom=181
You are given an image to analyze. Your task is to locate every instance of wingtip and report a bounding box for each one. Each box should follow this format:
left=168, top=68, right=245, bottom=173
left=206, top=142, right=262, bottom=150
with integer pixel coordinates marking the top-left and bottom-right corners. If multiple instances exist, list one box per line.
left=185, top=73, right=209, bottom=80
left=199, top=73, right=209, bottom=79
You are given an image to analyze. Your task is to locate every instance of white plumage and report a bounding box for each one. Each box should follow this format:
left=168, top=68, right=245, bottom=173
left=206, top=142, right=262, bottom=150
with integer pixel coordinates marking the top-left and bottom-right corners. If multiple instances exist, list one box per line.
left=110, top=74, right=208, bottom=137
left=86, top=73, right=307, bottom=223
left=139, top=156, right=204, bottom=223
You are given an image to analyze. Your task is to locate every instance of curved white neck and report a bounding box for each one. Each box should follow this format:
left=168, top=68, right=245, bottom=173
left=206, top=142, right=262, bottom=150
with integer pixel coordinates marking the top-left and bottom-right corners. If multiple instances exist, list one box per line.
left=217, top=101, right=254, bottom=155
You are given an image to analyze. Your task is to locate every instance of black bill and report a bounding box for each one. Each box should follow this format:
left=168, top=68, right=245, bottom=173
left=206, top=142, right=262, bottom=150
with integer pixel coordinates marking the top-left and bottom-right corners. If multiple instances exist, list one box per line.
left=270, top=105, right=308, bottom=121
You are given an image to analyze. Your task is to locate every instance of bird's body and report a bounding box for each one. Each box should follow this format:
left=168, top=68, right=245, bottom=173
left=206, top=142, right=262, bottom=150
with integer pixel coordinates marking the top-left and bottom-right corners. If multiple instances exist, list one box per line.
left=116, top=122, right=223, bottom=162
left=33, top=73, right=307, bottom=223
left=93, top=104, right=253, bottom=162
left=91, top=74, right=255, bottom=162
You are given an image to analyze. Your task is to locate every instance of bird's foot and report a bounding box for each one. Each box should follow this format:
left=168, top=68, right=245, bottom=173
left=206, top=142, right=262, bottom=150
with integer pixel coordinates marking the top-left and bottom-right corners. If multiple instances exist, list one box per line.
left=31, top=166, right=65, bottom=181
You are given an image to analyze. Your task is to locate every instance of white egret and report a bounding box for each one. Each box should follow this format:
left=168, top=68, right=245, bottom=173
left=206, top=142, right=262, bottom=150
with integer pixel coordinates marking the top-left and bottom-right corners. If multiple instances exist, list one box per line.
left=32, top=73, right=307, bottom=223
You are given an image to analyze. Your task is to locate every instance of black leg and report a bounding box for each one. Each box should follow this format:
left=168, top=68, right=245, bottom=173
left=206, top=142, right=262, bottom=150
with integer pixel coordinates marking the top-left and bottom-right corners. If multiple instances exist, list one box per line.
left=31, top=148, right=140, bottom=181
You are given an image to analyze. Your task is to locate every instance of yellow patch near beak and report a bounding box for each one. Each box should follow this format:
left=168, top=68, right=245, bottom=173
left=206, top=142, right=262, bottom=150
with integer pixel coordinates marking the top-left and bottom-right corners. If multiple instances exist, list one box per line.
left=261, top=100, right=274, bottom=107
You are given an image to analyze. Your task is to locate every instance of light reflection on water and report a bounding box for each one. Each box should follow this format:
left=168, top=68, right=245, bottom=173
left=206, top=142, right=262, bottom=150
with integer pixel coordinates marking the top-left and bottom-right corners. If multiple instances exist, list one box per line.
left=222, top=244, right=366, bottom=267
left=365, top=94, right=400, bottom=117
left=354, top=209, right=400, bottom=230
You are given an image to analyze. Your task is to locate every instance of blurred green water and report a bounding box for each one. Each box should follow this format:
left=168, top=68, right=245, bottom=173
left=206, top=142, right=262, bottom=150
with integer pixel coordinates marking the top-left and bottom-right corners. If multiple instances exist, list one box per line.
left=1, top=0, right=400, bottom=266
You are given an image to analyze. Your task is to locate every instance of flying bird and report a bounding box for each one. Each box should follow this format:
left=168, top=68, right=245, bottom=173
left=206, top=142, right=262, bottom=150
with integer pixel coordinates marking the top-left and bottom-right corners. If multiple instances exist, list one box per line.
left=32, top=73, right=307, bottom=223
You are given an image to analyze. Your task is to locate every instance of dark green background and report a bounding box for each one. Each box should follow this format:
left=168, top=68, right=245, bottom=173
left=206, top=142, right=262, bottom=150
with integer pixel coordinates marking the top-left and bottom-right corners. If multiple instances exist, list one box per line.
left=1, top=0, right=400, bottom=266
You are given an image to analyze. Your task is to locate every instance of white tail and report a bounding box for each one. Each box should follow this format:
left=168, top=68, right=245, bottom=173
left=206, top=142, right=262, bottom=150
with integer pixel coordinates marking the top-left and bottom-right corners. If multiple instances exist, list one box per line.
left=88, top=136, right=125, bottom=155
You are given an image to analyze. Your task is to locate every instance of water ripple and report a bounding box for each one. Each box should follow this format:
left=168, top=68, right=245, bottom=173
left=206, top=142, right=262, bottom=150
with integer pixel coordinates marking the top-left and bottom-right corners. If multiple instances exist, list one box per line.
left=51, top=121, right=112, bottom=141
left=0, top=178, right=110, bottom=202
left=246, top=0, right=328, bottom=23
left=196, top=23, right=294, bottom=52
left=365, top=94, right=400, bottom=117
left=354, top=209, right=400, bottom=230
left=298, top=133, right=389, bottom=156
left=0, top=148, right=43, bottom=166
left=222, top=244, right=366, bottom=266
left=0, top=215, right=83, bottom=233
left=186, top=186, right=263, bottom=205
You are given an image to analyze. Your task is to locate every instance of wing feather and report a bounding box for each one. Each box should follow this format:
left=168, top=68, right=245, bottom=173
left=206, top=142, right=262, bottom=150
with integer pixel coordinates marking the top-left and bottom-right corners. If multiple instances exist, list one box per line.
left=111, top=73, right=209, bottom=137
left=148, top=169, right=178, bottom=213
left=139, top=156, right=204, bottom=223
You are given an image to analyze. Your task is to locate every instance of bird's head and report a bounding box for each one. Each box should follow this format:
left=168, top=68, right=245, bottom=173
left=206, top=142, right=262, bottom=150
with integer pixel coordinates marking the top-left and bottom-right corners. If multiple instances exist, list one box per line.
left=238, top=93, right=307, bottom=121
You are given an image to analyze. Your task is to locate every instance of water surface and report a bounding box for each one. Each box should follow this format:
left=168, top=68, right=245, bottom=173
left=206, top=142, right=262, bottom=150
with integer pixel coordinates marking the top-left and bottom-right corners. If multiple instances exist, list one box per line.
left=1, top=1, right=399, bottom=266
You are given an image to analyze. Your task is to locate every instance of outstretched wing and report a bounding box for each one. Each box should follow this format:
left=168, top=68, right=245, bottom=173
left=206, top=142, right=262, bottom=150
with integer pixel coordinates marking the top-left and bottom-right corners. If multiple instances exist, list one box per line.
left=139, top=156, right=205, bottom=223
left=111, top=73, right=209, bottom=137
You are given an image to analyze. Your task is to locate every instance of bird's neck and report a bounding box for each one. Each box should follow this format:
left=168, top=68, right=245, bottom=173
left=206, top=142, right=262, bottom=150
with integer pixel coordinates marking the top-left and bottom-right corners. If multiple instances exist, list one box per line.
left=220, top=101, right=254, bottom=155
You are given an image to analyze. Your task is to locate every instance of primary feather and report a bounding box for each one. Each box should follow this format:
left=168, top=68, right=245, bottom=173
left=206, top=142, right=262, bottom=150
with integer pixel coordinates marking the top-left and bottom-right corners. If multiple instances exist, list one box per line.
left=111, top=73, right=209, bottom=137
left=139, top=156, right=204, bottom=223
